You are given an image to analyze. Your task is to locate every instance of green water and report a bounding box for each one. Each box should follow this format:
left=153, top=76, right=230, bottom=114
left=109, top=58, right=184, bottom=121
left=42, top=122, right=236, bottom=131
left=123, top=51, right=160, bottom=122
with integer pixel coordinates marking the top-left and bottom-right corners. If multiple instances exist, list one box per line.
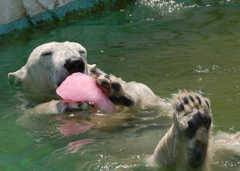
left=1, top=0, right=240, bottom=170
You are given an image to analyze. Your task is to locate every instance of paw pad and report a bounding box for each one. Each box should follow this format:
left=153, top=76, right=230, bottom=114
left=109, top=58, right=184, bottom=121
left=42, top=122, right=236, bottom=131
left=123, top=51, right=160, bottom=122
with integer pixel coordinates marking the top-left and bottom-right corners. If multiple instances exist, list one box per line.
left=173, top=90, right=210, bottom=115
left=96, top=74, right=123, bottom=97
left=172, top=90, right=212, bottom=138
left=101, top=80, right=110, bottom=89
left=189, top=95, right=194, bottom=103
left=185, top=111, right=211, bottom=139
left=176, top=102, right=185, bottom=112
left=111, top=82, right=121, bottom=91
left=195, top=96, right=201, bottom=105
left=182, top=97, right=189, bottom=104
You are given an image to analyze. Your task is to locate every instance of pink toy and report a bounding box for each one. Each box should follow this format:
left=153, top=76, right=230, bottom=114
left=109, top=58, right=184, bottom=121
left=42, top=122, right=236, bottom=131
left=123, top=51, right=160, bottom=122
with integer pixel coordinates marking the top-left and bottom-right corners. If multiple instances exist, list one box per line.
left=56, top=73, right=116, bottom=113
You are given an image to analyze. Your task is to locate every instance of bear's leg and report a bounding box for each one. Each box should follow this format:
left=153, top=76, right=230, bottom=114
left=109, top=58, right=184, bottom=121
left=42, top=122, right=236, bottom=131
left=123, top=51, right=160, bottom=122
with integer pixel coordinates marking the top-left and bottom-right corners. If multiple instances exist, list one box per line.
left=148, top=90, right=212, bottom=170
left=91, top=68, right=160, bottom=108
left=56, top=100, right=95, bottom=113
left=173, top=90, right=212, bottom=169
left=27, top=100, right=95, bottom=114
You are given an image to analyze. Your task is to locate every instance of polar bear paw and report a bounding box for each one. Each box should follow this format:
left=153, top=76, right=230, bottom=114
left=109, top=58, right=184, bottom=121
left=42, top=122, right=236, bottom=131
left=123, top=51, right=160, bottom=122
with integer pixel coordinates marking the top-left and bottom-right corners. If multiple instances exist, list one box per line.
left=173, top=90, right=212, bottom=168
left=95, top=74, right=133, bottom=106
left=56, top=100, right=95, bottom=113
left=90, top=68, right=122, bottom=97
left=90, top=68, right=134, bottom=106
left=96, top=74, right=122, bottom=97
left=173, top=90, right=211, bottom=135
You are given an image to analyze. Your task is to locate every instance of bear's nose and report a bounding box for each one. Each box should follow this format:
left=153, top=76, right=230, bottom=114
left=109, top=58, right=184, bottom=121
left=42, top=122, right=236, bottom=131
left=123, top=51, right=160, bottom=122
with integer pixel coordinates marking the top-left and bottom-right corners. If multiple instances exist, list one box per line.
left=64, top=58, right=85, bottom=74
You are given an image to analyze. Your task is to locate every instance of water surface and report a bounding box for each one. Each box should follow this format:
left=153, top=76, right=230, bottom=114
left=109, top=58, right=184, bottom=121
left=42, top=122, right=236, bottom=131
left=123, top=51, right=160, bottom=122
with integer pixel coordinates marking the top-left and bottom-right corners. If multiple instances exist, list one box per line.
left=1, top=0, right=240, bottom=170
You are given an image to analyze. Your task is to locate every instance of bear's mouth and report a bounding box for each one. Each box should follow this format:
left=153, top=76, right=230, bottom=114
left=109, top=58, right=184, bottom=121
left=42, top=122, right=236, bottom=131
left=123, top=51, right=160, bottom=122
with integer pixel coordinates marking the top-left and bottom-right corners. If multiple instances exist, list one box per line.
left=57, top=74, right=71, bottom=87
left=57, top=58, right=86, bottom=87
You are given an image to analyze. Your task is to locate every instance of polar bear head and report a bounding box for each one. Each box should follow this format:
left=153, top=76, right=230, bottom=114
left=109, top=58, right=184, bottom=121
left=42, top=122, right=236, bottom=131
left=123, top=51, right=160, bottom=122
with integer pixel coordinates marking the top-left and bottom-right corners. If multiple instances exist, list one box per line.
left=8, top=41, right=93, bottom=97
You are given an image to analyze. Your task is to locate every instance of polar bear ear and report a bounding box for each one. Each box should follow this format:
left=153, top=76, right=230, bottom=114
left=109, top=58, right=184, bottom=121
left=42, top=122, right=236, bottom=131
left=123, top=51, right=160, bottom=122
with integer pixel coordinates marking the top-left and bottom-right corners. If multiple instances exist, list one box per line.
left=8, top=66, right=27, bottom=85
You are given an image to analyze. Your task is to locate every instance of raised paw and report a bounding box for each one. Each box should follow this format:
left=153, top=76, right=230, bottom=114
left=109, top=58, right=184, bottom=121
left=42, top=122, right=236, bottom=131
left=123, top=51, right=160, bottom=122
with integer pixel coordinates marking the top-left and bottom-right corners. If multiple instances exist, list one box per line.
left=173, top=90, right=211, bottom=134
left=96, top=74, right=122, bottom=97
left=185, top=110, right=211, bottom=139
left=172, top=90, right=212, bottom=168
left=90, top=68, right=134, bottom=106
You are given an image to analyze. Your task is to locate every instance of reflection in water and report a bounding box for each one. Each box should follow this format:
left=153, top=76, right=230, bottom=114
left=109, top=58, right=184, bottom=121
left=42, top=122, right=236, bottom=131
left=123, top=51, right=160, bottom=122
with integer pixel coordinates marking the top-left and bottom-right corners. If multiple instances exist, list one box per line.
left=67, top=139, right=96, bottom=154
left=57, top=115, right=94, bottom=137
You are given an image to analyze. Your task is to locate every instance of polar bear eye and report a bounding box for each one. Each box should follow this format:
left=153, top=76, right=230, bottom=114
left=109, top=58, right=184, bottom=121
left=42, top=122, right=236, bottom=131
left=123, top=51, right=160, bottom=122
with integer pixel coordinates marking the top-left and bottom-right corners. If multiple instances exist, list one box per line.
left=41, top=51, right=52, bottom=56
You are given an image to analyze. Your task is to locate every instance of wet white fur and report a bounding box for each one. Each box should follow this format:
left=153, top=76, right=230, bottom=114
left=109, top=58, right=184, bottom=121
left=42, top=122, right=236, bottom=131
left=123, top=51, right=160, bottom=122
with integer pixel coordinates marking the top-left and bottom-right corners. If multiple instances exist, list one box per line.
left=8, top=42, right=90, bottom=96
left=8, top=41, right=161, bottom=113
left=147, top=90, right=212, bottom=171
left=8, top=42, right=240, bottom=170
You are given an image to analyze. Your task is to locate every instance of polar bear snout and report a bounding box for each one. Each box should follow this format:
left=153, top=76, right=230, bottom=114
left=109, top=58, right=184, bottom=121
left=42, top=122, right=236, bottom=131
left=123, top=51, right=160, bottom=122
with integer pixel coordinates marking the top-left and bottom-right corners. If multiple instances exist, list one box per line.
left=64, top=58, right=85, bottom=74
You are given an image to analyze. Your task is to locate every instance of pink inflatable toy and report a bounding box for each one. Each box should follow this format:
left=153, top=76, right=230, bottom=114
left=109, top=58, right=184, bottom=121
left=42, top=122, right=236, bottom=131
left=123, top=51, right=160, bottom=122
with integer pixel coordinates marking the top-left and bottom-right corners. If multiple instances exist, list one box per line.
left=56, top=73, right=116, bottom=113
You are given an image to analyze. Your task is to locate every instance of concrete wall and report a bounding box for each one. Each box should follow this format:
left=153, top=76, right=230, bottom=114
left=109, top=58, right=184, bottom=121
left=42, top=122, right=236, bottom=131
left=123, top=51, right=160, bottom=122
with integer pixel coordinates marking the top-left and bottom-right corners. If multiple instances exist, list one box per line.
left=0, top=0, right=102, bottom=35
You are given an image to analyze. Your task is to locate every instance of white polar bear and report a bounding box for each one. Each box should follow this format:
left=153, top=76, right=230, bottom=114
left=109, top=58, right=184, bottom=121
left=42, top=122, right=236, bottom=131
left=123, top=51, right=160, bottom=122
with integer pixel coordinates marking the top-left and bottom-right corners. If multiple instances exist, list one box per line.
left=8, top=41, right=240, bottom=170
left=8, top=41, right=90, bottom=96
left=8, top=41, right=160, bottom=114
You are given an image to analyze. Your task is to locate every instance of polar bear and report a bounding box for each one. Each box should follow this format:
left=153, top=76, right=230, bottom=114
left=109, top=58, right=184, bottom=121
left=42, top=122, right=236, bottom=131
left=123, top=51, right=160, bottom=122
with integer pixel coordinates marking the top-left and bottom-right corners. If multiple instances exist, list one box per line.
left=8, top=41, right=160, bottom=114
left=147, top=90, right=212, bottom=170
left=8, top=41, right=239, bottom=170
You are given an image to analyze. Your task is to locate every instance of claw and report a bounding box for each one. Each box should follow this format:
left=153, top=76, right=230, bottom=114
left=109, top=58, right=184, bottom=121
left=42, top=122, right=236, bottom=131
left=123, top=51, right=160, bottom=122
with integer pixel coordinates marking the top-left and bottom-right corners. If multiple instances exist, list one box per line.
left=90, top=69, right=100, bottom=77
